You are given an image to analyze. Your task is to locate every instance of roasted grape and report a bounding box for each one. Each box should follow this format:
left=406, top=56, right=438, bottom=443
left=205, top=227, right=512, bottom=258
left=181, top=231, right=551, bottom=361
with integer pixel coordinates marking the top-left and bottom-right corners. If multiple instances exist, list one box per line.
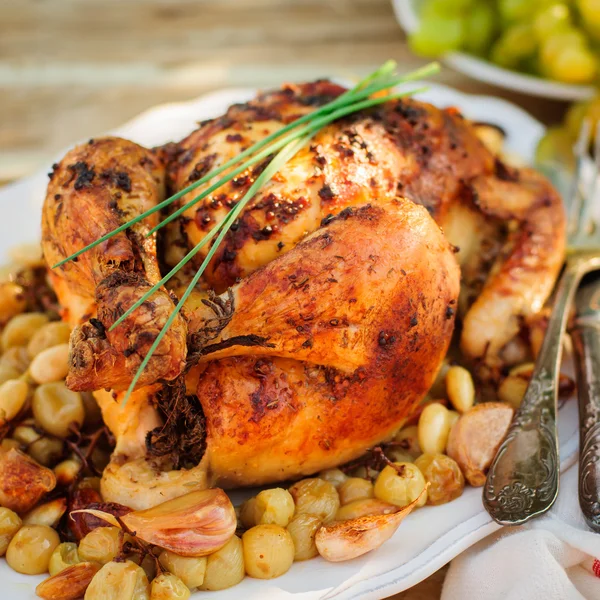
left=414, top=453, right=465, bottom=505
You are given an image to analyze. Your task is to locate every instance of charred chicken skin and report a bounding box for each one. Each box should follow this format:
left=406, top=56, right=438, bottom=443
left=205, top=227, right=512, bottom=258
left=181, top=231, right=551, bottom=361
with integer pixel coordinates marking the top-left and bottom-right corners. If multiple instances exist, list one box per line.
left=42, top=81, right=565, bottom=509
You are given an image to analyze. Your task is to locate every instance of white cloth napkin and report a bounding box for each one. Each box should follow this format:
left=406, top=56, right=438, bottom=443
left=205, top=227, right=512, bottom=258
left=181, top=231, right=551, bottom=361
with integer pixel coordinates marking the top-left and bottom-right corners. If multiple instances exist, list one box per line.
left=442, top=466, right=600, bottom=600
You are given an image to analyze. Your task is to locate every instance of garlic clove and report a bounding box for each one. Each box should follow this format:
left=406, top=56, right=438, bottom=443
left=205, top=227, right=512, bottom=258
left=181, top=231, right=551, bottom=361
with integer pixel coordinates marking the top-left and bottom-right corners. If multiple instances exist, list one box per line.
left=121, top=489, right=237, bottom=557
left=0, top=448, right=56, bottom=514
left=315, top=487, right=426, bottom=562
left=23, top=497, right=67, bottom=528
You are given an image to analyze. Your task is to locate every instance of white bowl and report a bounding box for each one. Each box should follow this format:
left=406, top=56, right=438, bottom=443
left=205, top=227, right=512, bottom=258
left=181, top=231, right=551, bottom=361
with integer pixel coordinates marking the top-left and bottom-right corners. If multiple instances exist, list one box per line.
left=393, top=0, right=597, bottom=101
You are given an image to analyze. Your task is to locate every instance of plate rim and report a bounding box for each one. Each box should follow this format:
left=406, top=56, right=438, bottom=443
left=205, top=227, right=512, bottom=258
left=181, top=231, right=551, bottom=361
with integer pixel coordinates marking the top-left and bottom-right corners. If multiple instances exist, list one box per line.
left=0, top=81, right=579, bottom=600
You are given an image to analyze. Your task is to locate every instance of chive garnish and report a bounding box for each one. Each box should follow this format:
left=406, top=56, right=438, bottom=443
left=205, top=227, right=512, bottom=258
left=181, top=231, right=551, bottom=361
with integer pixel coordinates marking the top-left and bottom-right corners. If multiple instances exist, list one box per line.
left=51, top=60, right=440, bottom=405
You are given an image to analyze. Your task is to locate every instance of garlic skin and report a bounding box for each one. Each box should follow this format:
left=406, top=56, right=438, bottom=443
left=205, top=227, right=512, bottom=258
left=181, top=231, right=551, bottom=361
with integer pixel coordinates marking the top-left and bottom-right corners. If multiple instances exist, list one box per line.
left=120, top=488, right=237, bottom=557
left=315, top=487, right=426, bottom=562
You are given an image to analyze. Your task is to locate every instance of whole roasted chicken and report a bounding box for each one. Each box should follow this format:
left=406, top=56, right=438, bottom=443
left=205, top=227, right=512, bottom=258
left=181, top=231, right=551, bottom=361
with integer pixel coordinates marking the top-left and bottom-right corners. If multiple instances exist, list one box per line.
left=41, top=81, right=565, bottom=509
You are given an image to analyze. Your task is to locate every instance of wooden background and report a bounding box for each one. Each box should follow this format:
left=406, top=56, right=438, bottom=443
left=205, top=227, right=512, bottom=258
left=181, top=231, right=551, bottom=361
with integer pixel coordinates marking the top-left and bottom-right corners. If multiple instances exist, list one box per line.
left=0, top=0, right=572, bottom=597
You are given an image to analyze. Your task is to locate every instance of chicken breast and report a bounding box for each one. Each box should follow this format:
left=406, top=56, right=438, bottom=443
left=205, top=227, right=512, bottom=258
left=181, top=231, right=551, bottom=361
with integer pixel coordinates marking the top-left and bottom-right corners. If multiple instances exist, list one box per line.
left=167, top=81, right=565, bottom=380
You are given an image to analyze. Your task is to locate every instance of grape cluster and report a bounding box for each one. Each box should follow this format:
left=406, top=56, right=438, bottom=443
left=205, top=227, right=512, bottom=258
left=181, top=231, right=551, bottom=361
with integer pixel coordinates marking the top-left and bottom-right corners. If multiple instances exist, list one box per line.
left=409, top=0, right=600, bottom=85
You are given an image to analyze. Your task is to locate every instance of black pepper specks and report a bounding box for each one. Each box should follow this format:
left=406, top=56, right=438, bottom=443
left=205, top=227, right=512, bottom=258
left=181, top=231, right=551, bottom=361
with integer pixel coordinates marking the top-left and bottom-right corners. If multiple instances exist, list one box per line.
left=320, top=213, right=335, bottom=226
left=100, top=169, right=132, bottom=193
left=318, top=184, right=335, bottom=201
left=445, top=305, right=455, bottom=319
left=67, top=161, right=96, bottom=190
left=188, top=153, right=217, bottom=183
left=378, top=331, right=396, bottom=346
left=223, top=248, right=237, bottom=262
left=89, top=318, right=106, bottom=339
left=48, top=163, right=59, bottom=180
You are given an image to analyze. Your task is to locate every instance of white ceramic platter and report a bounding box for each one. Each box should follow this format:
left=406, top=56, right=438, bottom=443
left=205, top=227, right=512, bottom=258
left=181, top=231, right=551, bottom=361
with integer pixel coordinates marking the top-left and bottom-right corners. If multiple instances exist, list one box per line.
left=393, top=0, right=596, bottom=101
left=0, top=82, right=579, bottom=599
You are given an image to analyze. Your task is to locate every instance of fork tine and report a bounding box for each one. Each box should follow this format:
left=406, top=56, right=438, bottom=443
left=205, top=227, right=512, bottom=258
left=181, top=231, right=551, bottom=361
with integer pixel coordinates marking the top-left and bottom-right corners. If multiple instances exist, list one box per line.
left=568, top=119, right=592, bottom=239
left=580, top=120, right=600, bottom=238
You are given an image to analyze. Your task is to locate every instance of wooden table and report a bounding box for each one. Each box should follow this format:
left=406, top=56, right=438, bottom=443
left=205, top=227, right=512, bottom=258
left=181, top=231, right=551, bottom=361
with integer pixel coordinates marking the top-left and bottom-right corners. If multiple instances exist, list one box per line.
left=0, top=1, right=573, bottom=597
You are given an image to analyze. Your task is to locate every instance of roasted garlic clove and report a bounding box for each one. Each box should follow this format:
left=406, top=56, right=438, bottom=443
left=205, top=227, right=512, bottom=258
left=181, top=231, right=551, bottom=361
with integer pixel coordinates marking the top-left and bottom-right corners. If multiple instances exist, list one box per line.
left=121, top=489, right=237, bottom=557
left=23, top=497, right=67, bottom=528
left=73, top=489, right=237, bottom=557
left=0, top=448, right=56, bottom=514
left=334, top=498, right=397, bottom=521
left=36, top=561, right=101, bottom=600
left=315, top=488, right=426, bottom=562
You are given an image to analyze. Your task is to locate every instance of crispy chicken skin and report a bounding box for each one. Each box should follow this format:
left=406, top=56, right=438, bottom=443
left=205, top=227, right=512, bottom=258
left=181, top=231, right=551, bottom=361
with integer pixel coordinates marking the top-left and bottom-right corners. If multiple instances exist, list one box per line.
left=190, top=202, right=458, bottom=487
left=94, top=202, right=459, bottom=506
left=40, top=80, right=565, bottom=507
left=42, top=138, right=187, bottom=390
left=168, top=81, right=565, bottom=377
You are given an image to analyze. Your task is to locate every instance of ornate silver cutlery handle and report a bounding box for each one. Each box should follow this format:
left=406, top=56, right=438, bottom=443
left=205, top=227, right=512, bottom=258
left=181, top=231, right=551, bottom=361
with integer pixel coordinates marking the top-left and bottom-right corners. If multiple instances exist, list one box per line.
left=483, top=263, right=582, bottom=525
left=571, top=271, right=600, bottom=532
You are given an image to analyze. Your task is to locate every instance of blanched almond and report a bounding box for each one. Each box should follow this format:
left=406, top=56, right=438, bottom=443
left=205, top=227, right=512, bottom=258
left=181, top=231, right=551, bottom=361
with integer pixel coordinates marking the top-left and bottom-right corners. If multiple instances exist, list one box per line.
left=121, top=489, right=237, bottom=557
left=36, top=562, right=101, bottom=600
left=0, top=448, right=56, bottom=514
left=315, top=487, right=425, bottom=562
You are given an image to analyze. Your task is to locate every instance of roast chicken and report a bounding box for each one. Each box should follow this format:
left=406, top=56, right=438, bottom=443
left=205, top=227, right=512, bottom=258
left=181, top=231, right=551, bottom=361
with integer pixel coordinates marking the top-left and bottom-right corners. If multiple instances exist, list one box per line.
left=41, top=80, right=565, bottom=509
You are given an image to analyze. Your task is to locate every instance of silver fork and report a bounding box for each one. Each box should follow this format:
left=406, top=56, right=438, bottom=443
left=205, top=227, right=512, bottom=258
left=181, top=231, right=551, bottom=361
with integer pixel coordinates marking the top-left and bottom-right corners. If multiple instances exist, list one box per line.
left=483, top=120, right=600, bottom=526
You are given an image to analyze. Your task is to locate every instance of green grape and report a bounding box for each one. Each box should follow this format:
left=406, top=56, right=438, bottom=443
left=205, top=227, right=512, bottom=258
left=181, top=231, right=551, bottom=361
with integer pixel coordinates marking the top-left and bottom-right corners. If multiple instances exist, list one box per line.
left=549, top=45, right=598, bottom=83
left=409, top=15, right=465, bottom=58
left=533, top=3, right=572, bottom=41
left=522, top=54, right=543, bottom=75
left=464, top=2, right=497, bottom=55
left=490, top=24, right=537, bottom=69
left=565, top=100, right=591, bottom=138
left=421, top=0, right=475, bottom=18
left=535, top=126, right=575, bottom=169
left=565, top=96, right=600, bottom=144
left=539, top=28, right=588, bottom=72
left=498, top=0, right=538, bottom=23
left=578, top=0, right=600, bottom=41
left=578, top=0, right=600, bottom=26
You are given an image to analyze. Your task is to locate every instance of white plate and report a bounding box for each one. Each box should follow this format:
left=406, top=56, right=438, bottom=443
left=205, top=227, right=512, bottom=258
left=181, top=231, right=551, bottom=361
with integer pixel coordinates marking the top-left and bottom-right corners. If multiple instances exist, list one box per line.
left=0, top=83, right=579, bottom=599
left=393, top=0, right=596, bottom=101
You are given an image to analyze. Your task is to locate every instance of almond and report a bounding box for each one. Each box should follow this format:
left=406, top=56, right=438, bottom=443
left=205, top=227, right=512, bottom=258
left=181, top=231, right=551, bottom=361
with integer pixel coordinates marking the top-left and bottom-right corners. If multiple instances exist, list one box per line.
left=35, top=561, right=100, bottom=600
